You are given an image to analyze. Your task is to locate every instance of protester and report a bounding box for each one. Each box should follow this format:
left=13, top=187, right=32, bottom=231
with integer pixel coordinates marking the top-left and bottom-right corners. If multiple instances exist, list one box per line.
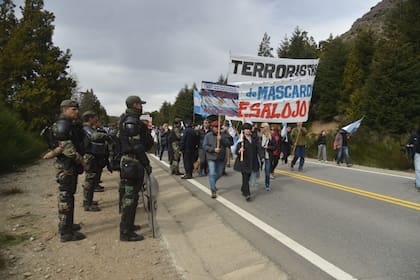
left=180, top=120, right=199, bottom=179
left=281, top=125, right=292, bottom=164
left=406, top=128, right=420, bottom=190
left=317, top=130, right=327, bottom=162
left=159, top=123, right=170, bottom=161
left=290, top=122, right=308, bottom=171
left=197, top=119, right=211, bottom=176
left=234, top=123, right=260, bottom=201
left=334, top=129, right=352, bottom=167
left=270, top=125, right=282, bottom=178
left=260, top=123, right=275, bottom=191
left=203, top=120, right=231, bottom=198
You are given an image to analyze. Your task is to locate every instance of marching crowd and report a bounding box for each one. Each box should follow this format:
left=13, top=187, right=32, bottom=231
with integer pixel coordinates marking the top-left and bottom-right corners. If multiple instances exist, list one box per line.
left=44, top=94, right=420, bottom=244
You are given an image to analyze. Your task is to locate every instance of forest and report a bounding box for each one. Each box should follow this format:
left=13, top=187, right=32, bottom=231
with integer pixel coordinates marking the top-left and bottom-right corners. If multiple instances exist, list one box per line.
left=1, top=0, right=419, bottom=171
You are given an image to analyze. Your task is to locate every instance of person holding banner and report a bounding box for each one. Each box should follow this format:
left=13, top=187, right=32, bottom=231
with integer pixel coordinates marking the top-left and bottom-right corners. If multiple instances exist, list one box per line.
left=202, top=120, right=232, bottom=198
left=290, top=122, right=308, bottom=171
left=234, top=123, right=261, bottom=201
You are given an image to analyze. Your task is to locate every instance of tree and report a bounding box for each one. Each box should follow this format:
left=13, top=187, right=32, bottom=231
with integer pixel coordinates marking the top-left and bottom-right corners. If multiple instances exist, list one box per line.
left=158, top=101, right=172, bottom=125
left=257, top=32, right=274, bottom=57
left=79, top=89, right=109, bottom=125
left=363, top=0, right=420, bottom=133
left=0, top=0, right=76, bottom=131
left=312, top=35, right=349, bottom=121
left=340, top=29, right=376, bottom=120
left=277, top=26, right=318, bottom=59
left=171, top=85, right=194, bottom=123
left=0, top=0, right=17, bottom=52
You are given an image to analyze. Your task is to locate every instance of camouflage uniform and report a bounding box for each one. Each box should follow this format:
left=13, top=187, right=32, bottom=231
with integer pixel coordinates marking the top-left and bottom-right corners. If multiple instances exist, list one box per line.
left=170, top=119, right=183, bottom=175
left=118, top=96, right=153, bottom=241
left=52, top=100, right=86, bottom=242
left=82, top=111, right=108, bottom=211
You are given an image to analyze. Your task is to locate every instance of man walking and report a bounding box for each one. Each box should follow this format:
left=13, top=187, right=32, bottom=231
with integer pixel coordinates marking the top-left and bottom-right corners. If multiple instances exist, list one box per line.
left=203, top=121, right=232, bottom=198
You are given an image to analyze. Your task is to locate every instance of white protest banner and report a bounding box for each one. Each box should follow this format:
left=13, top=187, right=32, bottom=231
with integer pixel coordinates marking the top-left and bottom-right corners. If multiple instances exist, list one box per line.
left=228, top=54, right=319, bottom=84
left=200, top=81, right=239, bottom=116
left=237, top=78, right=313, bottom=123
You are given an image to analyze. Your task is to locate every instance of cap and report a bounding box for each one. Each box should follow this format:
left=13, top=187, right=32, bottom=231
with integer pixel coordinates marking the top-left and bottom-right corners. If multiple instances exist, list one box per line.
left=60, top=99, right=79, bottom=108
left=243, top=123, right=252, bottom=130
left=211, top=121, right=219, bottom=127
left=174, top=117, right=182, bottom=123
left=82, top=110, right=96, bottom=119
left=125, top=95, right=146, bottom=108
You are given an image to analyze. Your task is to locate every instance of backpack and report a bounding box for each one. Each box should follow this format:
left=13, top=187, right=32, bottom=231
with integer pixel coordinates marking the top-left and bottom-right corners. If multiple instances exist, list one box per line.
left=40, top=125, right=58, bottom=149
left=108, top=128, right=122, bottom=171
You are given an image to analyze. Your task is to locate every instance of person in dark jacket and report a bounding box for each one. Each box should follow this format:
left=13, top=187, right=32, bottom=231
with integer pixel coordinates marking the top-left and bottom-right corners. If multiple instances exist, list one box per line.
left=234, top=123, right=260, bottom=201
left=180, top=120, right=199, bottom=179
left=159, top=123, right=170, bottom=161
left=198, top=119, right=211, bottom=176
left=317, top=130, right=327, bottom=161
left=270, top=125, right=282, bottom=178
left=203, top=120, right=232, bottom=198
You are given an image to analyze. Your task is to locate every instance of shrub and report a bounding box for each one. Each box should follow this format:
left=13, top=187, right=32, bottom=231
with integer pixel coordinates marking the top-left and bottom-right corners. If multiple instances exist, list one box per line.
left=0, top=104, right=45, bottom=174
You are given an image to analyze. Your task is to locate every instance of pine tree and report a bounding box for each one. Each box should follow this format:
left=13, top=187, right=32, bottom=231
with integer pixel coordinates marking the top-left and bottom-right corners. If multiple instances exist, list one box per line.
left=363, top=0, right=420, bottom=133
left=340, top=29, right=376, bottom=120
left=0, top=0, right=17, bottom=52
left=171, top=85, right=194, bottom=122
left=79, top=89, right=109, bottom=125
left=312, top=35, right=349, bottom=121
left=0, top=0, right=76, bottom=131
left=277, top=26, right=318, bottom=59
left=257, top=32, right=274, bottom=57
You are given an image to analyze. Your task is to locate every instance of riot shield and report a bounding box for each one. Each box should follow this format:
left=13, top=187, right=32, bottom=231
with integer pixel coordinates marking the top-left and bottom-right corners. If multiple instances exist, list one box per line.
left=142, top=172, right=159, bottom=238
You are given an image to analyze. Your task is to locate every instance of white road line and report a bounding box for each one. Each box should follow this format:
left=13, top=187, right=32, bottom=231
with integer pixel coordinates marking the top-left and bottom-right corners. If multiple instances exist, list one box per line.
left=308, top=160, right=413, bottom=180
left=150, top=155, right=357, bottom=280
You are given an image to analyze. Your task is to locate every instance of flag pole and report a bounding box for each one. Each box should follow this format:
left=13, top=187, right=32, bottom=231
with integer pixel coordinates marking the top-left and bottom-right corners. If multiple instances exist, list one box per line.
left=217, top=114, right=221, bottom=149
left=240, top=118, right=245, bottom=161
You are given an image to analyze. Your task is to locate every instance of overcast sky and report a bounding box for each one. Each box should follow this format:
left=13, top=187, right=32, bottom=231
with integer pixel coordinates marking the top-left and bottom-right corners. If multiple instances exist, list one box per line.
left=14, top=0, right=380, bottom=116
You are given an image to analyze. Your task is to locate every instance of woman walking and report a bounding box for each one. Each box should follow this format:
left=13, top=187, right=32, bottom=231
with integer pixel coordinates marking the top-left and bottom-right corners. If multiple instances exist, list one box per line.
left=234, top=123, right=261, bottom=201
left=260, top=123, right=275, bottom=191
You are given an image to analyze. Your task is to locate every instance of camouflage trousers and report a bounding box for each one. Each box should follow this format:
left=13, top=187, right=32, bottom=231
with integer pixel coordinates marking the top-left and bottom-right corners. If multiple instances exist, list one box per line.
left=55, top=161, right=78, bottom=235
left=171, top=145, right=181, bottom=173
left=83, top=154, right=99, bottom=206
left=119, top=155, right=145, bottom=233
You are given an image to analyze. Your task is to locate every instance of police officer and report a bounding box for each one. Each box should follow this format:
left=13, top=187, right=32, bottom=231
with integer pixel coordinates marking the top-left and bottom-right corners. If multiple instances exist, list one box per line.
left=53, top=100, right=87, bottom=242
left=118, top=96, right=153, bottom=241
left=169, top=118, right=184, bottom=175
left=82, top=111, right=108, bottom=212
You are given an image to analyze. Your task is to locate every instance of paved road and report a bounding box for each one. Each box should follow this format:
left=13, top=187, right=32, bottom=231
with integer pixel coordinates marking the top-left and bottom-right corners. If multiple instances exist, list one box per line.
left=153, top=155, right=420, bottom=280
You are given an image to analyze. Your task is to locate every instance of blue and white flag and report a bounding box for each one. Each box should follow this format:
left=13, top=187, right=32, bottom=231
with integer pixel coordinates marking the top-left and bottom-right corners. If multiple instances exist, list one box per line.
left=341, top=117, right=364, bottom=134
left=194, top=90, right=208, bottom=117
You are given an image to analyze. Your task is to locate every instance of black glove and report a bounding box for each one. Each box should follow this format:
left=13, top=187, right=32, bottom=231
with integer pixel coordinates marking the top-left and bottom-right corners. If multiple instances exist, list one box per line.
left=145, top=165, right=152, bottom=175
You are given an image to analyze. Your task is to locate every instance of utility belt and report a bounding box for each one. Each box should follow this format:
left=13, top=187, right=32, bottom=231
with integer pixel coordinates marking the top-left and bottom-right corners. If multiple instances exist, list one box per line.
left=87, top=142, right=107, bottom=155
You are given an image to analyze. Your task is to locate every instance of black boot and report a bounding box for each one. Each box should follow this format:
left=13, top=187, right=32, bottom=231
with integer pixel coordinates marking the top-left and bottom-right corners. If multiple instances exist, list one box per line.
left=61, top=231, right=86, bottom=242
left=120, top=231, right=144, bottom=241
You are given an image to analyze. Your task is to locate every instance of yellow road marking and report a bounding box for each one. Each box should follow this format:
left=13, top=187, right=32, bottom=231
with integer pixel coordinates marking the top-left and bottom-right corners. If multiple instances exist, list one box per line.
left=276, top=169, right=420, bottom=211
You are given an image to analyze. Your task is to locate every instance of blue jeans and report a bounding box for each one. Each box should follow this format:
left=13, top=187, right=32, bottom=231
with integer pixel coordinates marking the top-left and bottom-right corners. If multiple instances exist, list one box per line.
left=264, top=159, right=271, bottom=189
left=415, top=153, right=420, bottom=189
left=292, top=145, right=306, bottom=169
left=207, top=159, right=224, bottom=191
left=337, top=146, right=350, bottom=165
